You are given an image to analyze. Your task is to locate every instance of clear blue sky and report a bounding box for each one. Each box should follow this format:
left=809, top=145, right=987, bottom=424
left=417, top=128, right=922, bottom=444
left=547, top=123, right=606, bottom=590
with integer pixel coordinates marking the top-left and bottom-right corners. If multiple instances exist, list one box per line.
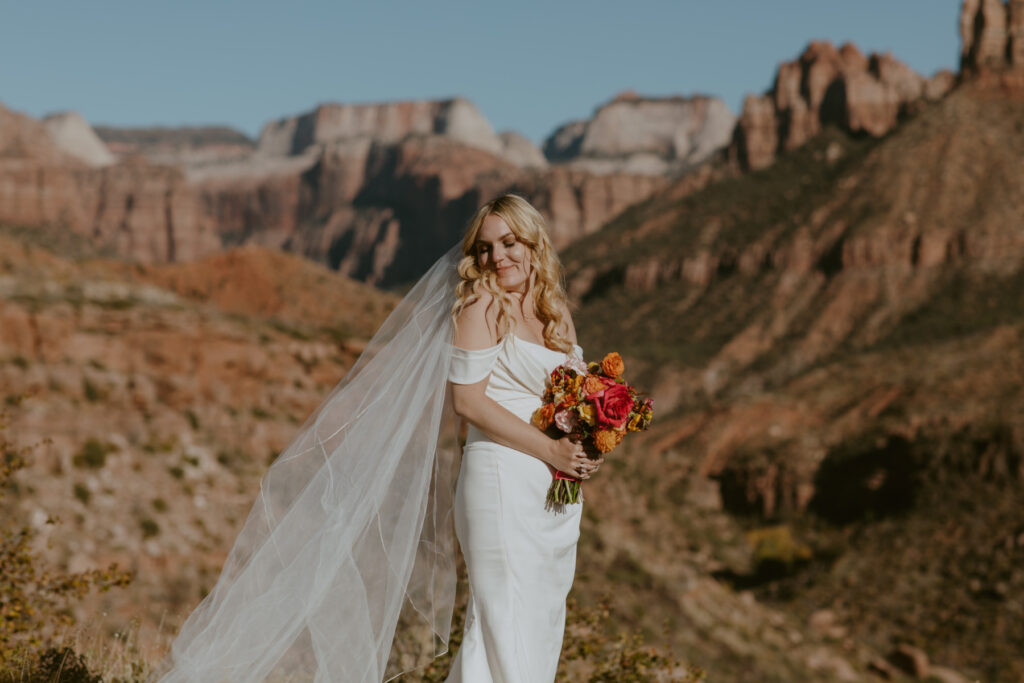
left=0, top=1, right=964, bottom=144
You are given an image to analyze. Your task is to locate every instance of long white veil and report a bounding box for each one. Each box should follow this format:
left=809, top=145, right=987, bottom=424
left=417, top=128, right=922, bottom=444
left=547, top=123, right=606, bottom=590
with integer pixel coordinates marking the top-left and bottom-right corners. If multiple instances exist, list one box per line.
left=151, top=245, right=463, bottom=683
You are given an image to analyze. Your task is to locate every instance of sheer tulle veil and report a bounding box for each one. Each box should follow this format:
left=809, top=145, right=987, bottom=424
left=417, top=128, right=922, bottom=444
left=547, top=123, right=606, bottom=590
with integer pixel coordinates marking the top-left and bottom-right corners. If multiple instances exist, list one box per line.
left=150, top=245, right=464, bottom=683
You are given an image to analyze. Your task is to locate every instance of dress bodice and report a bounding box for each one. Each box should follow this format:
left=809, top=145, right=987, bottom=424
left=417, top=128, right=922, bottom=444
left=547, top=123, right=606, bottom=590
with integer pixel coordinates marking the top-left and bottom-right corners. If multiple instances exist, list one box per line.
left=449, top=335, right=584, bottom=425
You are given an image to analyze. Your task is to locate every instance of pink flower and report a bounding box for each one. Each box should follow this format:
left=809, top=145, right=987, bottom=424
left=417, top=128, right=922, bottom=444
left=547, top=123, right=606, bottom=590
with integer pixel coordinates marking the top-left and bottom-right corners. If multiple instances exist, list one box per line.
left=554, top=408, right=578, bottom=433
left=565, top=357, right=588, bottom=375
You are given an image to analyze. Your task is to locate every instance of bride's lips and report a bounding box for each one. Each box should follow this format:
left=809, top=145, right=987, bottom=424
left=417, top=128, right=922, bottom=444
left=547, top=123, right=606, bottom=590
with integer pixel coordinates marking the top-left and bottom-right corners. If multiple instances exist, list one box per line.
left=496, top=265, right=514, bottom=275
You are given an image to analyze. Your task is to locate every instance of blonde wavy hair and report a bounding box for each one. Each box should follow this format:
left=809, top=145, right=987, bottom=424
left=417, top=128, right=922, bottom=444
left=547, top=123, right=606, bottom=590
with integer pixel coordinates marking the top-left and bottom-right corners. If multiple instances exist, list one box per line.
left=452, top=194, right=573, bottom=352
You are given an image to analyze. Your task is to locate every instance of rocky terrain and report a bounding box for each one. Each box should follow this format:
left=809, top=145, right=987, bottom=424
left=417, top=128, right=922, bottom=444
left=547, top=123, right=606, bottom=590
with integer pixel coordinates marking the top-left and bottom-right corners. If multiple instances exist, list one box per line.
left=0, top=103, right=221, bottom=264
left=562, top=70, right=1024, bottom=680
left=0, top=226, right=397, bottom=663
left=2, top=2, right=1021, bottom=679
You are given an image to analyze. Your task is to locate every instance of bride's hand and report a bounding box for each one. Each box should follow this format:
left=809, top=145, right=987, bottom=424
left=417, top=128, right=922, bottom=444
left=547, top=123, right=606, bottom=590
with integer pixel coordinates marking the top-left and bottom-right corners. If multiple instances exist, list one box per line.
left=547, top=436, right=600, bottom=479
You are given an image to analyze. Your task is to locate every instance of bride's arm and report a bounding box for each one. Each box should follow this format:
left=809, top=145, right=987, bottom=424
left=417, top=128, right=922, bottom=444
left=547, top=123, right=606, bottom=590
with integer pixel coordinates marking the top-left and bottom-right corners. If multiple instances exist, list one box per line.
left=450, top=293, right=593, bottom=478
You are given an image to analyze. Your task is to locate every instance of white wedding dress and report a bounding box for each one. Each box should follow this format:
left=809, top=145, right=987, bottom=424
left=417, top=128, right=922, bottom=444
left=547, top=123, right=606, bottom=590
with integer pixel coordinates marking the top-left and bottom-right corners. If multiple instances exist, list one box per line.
left=445, top=334, right=585, bottom=683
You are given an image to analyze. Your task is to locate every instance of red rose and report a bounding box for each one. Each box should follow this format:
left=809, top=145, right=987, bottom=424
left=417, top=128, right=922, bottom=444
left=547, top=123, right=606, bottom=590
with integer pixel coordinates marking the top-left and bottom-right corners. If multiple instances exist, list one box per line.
left=588, top=383, right=633, bottom=429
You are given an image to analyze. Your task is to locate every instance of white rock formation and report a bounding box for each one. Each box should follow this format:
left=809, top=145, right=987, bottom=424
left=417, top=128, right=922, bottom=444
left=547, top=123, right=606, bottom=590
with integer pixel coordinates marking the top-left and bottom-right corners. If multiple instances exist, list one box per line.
left=498, top=131, right=548, bottom=169
left=42, top=111, right=115, bottom=167
left=543, top=92, right=736, bottom=175
left=257, top=97, right=504, bottom=158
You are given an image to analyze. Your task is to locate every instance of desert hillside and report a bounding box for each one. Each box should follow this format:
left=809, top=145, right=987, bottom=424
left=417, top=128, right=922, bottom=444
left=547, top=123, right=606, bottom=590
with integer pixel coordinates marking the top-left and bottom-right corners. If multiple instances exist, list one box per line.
left=2, top=1, right=1024, bottom=680
left=562, top=76, right=1024, bottom=681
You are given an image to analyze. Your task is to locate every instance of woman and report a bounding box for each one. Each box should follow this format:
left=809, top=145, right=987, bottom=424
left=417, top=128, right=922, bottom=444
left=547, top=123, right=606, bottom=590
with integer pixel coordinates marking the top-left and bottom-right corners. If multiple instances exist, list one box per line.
left=151, top=194, right=596, bottom=683
left=445, top=195, right=600, bottom=681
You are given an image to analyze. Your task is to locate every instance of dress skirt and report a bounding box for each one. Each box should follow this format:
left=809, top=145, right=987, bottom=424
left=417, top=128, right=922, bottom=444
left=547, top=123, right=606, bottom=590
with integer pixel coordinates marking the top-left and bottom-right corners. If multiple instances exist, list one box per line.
left=444, top=437, right=582, bottom=683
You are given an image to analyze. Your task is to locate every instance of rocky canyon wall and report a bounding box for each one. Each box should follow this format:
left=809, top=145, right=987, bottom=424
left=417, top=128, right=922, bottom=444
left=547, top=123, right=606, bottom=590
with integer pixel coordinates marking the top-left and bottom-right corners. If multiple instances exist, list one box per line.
left=0, top=104, right=219, bottom=263
left=730, top=42, right=955, bottom=171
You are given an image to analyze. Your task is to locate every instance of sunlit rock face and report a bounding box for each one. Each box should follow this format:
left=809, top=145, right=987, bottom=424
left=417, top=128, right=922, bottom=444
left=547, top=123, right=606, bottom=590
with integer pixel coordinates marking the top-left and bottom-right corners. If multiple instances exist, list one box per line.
left=543, top=91, right=736, bottom=176
left=730, top=41, right=953, bottom=171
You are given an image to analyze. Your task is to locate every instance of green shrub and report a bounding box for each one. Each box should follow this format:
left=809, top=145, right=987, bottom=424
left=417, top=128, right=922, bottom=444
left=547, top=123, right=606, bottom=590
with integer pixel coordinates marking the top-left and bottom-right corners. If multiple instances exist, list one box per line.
left=139, top=518, right=160, bottom=539
left=82, top=378, right=103, bottom=403
left=0, top=402, right=132, bottom=663
left=0, top=646, right=103, bottom=683
left=72, top=483, right=91, bottom=505
left=746, top=525, right=812, bottom=580
left=72, top=439, right=114, bottom=469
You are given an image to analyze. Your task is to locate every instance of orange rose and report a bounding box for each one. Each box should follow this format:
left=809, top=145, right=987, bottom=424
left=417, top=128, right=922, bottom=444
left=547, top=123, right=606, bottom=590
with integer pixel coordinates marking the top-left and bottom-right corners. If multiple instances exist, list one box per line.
left=583, top=375, right=610, bottom=396
left=593, top=429, right=619, bottom=454
left=532, top=403, right=556, bottom=430
left=601, top=352, right=625, bottom=378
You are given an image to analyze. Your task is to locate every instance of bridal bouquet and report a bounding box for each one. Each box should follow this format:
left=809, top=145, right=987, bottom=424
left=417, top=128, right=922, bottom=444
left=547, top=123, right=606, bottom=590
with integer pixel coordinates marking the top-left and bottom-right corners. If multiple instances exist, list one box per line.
left=531, top=351, right=653, bottom=507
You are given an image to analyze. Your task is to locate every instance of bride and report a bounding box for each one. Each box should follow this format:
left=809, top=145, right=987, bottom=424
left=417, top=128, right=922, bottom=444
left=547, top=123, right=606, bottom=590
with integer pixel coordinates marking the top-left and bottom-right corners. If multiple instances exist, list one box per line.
left=152, top=194, right=599, bottom=682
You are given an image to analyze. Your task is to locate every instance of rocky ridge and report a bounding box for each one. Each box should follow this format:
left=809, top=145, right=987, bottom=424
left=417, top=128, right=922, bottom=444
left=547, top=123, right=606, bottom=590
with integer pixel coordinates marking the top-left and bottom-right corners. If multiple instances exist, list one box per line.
left=191, top=98, right=669, bottom=285
left=0, top=103, right=221, bottom=264
left=730, top=41, right=955, bottom=171
left=543, top=91, right=736, bottom=176
left=961, top=0, right=1024, bottom=72
left=94, top=124, right=255, bottom=168
left=256, top=97, right=505, bottom=158
left=42, top=112, right=116, bottom=167
left=561, top=79, right=1024, bottom=680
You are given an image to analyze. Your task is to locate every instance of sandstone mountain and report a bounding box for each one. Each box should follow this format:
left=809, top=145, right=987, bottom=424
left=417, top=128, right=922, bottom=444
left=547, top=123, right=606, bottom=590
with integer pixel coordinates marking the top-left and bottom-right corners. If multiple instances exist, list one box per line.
left=730, top=41, right=955, bottom=171
left=185, top=96, right=668, bottom=286
left=0, top=102, right=221, bottom=264
left=543, top=91, right=736, bottom=176
left=562, top=76, right=1024, bottom=680
left=94, top=124, right=255, bottom=167
left=21, top=96, right=664, bottom=286
left=42, top=111, right=116, bottom=167
left=961, top=0, right=1024, bottom=72
left=256, top=98, right=506, bottom=158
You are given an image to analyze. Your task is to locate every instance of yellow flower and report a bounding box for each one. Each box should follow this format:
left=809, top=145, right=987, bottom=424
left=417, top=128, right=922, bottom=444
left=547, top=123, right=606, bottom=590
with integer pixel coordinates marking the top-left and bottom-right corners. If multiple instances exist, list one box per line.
left=627, top=414, right=642, bottom=432
left=578, top=404, right=596, bottom=426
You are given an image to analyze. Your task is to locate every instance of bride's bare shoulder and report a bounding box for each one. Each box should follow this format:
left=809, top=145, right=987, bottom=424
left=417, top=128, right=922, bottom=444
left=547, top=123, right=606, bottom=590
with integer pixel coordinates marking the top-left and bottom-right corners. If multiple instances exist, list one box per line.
left=454, top=291, right=499, bottom=349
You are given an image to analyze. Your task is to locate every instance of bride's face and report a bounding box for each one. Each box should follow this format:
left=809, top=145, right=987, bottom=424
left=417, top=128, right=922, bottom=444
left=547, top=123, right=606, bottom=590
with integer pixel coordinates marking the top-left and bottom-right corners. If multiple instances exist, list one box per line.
left=475, top=214, right=532, bottom=294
